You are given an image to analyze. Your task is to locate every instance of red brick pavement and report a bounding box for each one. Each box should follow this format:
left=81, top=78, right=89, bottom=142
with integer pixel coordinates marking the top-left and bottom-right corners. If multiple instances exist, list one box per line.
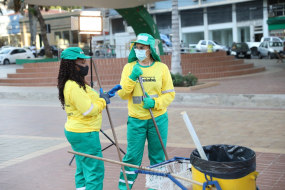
left=0, top=143, right=284, bottom=190
left=1, top=104, right=284, bottom=189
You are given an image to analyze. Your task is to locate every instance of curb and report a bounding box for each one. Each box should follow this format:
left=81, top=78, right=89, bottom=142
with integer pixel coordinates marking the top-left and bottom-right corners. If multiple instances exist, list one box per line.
left=0, top=91, right=284, bottom=109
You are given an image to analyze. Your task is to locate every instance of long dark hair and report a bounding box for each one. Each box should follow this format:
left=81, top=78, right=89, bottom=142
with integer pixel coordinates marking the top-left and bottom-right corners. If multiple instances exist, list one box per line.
left=57, top=59, right=87, bottom=109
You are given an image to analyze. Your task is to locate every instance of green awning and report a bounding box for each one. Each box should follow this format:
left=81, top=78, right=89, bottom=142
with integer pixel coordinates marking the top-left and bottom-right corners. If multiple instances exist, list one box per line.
left=267, top=17, right=285, bottom=31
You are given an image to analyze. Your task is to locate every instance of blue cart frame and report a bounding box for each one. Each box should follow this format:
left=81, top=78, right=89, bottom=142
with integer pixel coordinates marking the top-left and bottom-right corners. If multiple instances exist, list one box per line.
left=134, top=157, right=222, bottom=190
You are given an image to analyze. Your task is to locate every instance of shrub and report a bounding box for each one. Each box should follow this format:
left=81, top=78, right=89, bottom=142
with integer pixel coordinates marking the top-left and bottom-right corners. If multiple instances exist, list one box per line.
left=184, top=73, right=198, bottom=86
left=171, top=72, right=198, bottom=87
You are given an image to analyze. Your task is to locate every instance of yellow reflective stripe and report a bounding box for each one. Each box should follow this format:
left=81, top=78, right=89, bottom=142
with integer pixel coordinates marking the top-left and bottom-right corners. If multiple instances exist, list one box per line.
left=82, top=103, right=94, bottom=116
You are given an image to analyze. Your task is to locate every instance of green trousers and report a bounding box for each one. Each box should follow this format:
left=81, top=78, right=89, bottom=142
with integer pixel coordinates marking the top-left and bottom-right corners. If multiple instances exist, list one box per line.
left=118, top=112, right=168, bottom=190
left=65, top=129, right=104, bottom=190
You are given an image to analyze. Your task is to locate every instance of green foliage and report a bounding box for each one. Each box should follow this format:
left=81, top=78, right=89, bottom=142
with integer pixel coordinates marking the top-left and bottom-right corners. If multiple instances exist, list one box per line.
left=171, top=73, right=184, bottom=86
left=28, top=7, right=36, bottom=16
left=171, top=72, right=198, bottom=87
left=183, top=73, right=198, bottom=86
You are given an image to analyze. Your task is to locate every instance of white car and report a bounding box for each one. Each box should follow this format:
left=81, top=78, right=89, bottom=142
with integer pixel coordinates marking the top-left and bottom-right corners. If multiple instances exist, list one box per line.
left=0, top=48, right=35, bottom=65
left=246, top=36, right=283, bottom=56
left=196, top=40, right=229, bottom=53
left=0, top=45, right=13, bottom=50
left=258, top=41, right=284, bottom=59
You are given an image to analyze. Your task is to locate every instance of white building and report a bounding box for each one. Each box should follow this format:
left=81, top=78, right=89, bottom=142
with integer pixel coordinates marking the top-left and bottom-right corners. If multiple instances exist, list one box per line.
left=85, top=0, right=270, bottom=48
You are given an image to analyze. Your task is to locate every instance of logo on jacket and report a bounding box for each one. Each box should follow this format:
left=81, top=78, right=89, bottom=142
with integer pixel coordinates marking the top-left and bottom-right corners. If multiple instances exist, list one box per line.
left=142, top=76, right=156, bottom=82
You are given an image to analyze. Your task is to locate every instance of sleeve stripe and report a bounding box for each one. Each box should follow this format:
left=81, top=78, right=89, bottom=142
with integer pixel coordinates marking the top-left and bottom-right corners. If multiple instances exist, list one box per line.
left=162, top=89, right=175, bottom=94
left=82, top=103, right=94, bottom=116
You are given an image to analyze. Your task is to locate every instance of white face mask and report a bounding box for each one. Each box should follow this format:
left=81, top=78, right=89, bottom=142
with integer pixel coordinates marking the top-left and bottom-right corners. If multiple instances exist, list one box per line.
left=134, top=49, right=149, bottom=61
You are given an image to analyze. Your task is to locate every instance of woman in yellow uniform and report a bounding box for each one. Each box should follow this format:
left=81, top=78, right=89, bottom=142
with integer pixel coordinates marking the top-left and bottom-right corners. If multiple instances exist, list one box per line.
left=57, top=47, right=121, bottom=190
left=118, top=33, right=175, bottom=189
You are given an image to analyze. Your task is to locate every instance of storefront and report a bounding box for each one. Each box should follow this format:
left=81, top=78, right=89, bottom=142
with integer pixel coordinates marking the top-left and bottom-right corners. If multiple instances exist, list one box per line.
left=267, top=16, right=285, bottom=41
left=209, top=28, right=233, bottom=47
left=237, top=27, right=250, bottom=42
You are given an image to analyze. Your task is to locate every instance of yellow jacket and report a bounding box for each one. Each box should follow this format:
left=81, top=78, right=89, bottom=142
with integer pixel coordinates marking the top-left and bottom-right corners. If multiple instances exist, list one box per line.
left=64, top=80, right=106, bottom=133
left=118, top=61, right=175, bottom=120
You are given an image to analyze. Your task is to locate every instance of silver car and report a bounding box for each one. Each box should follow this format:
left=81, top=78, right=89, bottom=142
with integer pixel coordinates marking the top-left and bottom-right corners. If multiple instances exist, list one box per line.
left=94, top=44, right=115, bottom=57
left=258, top=41, right=284, bottom=59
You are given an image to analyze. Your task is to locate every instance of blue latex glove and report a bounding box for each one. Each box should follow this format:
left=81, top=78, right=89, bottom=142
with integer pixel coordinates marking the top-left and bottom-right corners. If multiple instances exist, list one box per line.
left=107, top=84, right=122, bottom=98
left=100, top=88, right=110, bottom=104
left=143, top=92, right=155, bottom=109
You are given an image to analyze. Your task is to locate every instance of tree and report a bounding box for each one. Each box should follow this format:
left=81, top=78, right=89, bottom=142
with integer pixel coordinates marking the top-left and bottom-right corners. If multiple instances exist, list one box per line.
left=28, top=4, right=37, bottom=47
left=7, top=0, right=53, bottom=58
left=171, top=0, right=182, bottom=74
left=33, top=5, right=52, bottom=58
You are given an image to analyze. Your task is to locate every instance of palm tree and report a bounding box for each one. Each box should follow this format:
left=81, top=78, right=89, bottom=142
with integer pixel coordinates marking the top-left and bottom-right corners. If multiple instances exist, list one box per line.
left=171, top=0, right=182, bottom=74
left=28, top=4, right=37, bottom=48
left=7, top=0, right=52, bottom=58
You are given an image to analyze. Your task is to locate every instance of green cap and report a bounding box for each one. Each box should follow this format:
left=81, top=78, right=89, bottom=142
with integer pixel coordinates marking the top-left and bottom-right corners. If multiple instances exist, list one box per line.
left=128, top=33, right=161, bottom=63
left=61, top=47, right=91, bottom=60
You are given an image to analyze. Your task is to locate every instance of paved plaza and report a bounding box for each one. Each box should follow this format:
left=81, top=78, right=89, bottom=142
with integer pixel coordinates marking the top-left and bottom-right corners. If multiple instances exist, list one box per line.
left=0, top=59, right=285, bottom=190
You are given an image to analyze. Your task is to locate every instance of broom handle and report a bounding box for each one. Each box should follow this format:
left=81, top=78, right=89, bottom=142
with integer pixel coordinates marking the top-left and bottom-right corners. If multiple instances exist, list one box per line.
left=68, top=150, right=207, bottom=187
left=91, top=59, right=130, bottom=190
left=181, top=111, right=208, bottom=161
left=138, top=76, right=170, bottom=161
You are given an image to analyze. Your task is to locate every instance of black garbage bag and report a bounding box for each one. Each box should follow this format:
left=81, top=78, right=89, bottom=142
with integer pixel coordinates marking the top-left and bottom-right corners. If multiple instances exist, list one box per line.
left=190, top=144, right=256, bottom=179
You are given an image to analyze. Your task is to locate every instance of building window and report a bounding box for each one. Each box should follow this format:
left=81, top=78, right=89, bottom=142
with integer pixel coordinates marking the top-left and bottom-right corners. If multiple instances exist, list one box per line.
left=156, top=12, right=171, bottom=29
left=236, top=0, right=263, bottom=22
left=111, top=18, right=125, bottom=34
left=181, top=8, right=203, bottom=27
left=63, top=31, right=70, bottom=45
left=71, top=30, right=78, bottom=44
left=269, top=3, right=285, bottom=17
left=54, top=31, right=62, bottom=45
left=208, top=5, right=232, bottom=24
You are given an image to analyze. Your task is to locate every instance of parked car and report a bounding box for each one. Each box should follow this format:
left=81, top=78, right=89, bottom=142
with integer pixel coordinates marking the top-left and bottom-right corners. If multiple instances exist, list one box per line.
left=196, top=40, right=229, bottom=54
left=0, top=48, right=34, bottom=65
left=246, top=36, right=283, bottom=56
left=0, top=45, right=13, bottom=50
left=38, top=45, right=59, bottom=57
left=94, top=44, right=115, bottom=56
left=230, top=42, right=251, bottom=59
left=258, top=41, right=284, bottom=59
left=22, top=46, right=32, bottom=50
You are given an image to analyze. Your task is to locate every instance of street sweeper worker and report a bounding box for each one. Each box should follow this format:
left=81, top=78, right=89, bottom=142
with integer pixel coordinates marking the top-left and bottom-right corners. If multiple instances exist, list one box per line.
left=57, top=47, right=122, bottom=190
left=117, top=33, right=175, bottom=189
